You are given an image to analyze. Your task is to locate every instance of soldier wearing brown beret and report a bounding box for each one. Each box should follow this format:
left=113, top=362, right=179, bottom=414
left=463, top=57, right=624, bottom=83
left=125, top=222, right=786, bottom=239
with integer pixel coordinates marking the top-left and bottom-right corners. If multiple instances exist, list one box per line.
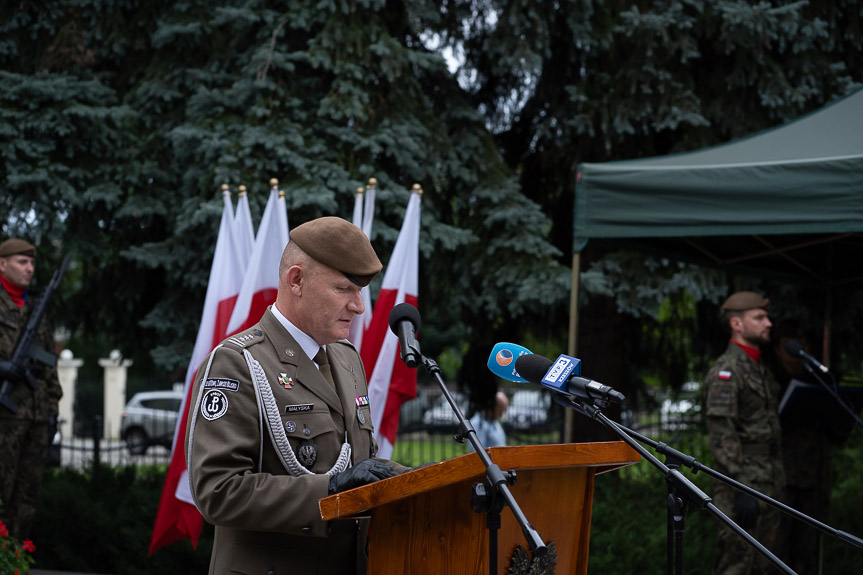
left=186, top=217, right=409, bottom=575
left=0, top=238, right=63, bottom=539
left=702, top=291, right=784, bottom=575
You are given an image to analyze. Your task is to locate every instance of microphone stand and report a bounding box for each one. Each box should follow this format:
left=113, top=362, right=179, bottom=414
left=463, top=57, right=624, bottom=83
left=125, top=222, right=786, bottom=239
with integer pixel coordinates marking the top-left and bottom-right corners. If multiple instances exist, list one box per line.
left=407, top=342, right=547, bottom=575
left=551, top=395, right=797, bottom=575
left=616, top=423, right=863, bottom=555
left=800, top=363, right=863, bottom=431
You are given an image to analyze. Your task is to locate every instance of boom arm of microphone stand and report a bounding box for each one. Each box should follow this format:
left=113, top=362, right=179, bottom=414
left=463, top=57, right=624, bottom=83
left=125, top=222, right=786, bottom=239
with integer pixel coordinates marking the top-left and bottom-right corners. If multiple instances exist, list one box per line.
left=552, top=395, right=796, bottom=575
left=616, top=423, right=863, bottom=552
left=800, top=362, right=863, bottom=431
left=415, top=349, right=547, bottom=556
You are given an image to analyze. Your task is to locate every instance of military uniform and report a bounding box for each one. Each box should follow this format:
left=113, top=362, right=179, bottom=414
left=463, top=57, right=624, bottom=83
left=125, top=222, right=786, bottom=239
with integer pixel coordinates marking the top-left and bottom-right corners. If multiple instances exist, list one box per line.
left=0, top=274, right=62, bottom=538
left=703, top=341, right=785, bottom=575
left=186, top=309, right=409, bottom=575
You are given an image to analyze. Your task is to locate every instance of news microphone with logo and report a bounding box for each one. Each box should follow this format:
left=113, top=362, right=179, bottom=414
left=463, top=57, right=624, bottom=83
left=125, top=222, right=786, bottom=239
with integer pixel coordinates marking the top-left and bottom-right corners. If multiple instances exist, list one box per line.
left=784, top=340, right=829, bottom=374
left=486, top=342, right=533, bottom=383
left=514, top=353, right=625, bottom=404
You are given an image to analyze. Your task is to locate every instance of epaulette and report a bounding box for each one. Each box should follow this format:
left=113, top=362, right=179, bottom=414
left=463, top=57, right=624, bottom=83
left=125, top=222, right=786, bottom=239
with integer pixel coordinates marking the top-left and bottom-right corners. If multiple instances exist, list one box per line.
left=226, top=328, right=264, bottom=349
left=334, top=337, right=358, bottom=353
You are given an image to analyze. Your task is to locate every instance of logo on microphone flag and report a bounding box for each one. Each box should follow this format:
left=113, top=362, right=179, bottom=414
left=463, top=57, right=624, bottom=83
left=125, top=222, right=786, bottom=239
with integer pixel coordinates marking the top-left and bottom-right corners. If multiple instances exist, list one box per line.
left=541, top=354, right=582, bottom=390
left=496, top=349, right=514, bottom=366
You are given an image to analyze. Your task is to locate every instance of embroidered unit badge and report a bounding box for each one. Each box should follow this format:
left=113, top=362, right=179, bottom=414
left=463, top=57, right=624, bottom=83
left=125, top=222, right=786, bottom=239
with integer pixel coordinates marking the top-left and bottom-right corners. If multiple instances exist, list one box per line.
left=201, top=389, right=229, bottom=421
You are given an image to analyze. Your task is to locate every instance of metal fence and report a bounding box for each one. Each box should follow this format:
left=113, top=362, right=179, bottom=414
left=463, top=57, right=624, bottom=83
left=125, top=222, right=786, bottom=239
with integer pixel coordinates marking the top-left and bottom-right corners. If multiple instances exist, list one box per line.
left=49, top=378, right=706, bottom=470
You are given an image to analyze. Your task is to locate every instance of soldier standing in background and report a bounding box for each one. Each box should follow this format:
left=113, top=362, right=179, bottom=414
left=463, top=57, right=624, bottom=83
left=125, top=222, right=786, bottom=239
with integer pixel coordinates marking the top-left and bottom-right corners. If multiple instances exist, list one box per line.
left=702, top=291, right=785, bottom=575
left=0, top=238, right=63, bottom=539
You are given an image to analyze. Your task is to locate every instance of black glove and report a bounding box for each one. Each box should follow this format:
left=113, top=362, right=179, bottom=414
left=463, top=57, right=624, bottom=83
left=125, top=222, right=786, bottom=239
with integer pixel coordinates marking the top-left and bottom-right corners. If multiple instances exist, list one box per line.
left=328, top=459, right=398, bottom=495
left=732, top=492, right=759, bottom=531
left=0, top=360, right=26, bottom=384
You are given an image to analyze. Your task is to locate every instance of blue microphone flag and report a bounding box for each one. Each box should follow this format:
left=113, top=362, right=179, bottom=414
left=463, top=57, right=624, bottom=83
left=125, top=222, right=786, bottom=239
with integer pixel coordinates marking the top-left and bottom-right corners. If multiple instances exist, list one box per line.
left=540, top=354, right=582, bottom=391
left=486, top=342, right=533, bottom=383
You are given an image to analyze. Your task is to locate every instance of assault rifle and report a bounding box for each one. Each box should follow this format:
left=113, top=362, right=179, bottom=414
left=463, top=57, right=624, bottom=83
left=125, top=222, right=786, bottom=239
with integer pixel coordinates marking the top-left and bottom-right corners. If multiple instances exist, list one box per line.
left=0, top=253, right=71, bottom=414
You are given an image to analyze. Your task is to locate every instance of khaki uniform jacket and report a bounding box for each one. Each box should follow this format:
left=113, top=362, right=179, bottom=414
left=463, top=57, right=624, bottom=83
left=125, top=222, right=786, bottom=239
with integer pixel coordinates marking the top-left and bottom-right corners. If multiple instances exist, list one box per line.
left=186, top=308, right=408, bottom=575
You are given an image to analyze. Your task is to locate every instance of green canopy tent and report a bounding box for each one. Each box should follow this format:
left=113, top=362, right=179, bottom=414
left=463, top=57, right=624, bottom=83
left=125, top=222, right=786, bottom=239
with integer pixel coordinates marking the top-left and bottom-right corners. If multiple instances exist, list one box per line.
left=566, top=88, right=863, bottom=424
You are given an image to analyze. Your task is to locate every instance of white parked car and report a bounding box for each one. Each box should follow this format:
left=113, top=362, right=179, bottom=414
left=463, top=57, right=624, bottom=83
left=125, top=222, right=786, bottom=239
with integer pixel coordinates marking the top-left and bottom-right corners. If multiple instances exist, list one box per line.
left=120, top=390, right=183, bottom=455
left=421, top=391, right=470, bottom=427
left=501, top=390, right=551, bottom=430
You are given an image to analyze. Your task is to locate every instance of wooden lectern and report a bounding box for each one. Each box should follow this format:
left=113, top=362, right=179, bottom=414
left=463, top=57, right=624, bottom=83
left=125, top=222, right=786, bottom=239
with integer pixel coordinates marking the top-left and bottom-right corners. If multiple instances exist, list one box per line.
left=320, top=441, right=640, bottom=574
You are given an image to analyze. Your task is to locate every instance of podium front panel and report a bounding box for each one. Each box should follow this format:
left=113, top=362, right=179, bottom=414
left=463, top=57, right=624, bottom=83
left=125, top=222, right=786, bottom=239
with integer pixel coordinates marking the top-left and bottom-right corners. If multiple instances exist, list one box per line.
left=367, top=466, right=595, bottom=574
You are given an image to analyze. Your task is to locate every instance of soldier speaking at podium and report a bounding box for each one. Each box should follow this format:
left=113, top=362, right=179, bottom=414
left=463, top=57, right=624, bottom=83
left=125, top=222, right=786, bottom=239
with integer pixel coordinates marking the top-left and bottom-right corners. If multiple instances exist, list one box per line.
left=702, top=291, right=784, bottom=575
left=0, top=238, right=63, bottom=539
left=186, top=217, right=409, bottom=575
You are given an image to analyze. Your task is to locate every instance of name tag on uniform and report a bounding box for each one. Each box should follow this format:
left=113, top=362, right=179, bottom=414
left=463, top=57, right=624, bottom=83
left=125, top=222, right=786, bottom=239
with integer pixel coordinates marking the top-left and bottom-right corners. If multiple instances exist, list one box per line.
left=285, top=403, right=314, bottom=413
left=204, top=378, right=240, bottom=392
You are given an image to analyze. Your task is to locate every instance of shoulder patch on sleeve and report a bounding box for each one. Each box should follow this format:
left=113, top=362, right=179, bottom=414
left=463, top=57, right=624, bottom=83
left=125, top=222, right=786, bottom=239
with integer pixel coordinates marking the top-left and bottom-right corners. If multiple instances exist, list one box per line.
left=201, top=389, right=229, bottom=420
left=717, top=370, right=732, bottom=380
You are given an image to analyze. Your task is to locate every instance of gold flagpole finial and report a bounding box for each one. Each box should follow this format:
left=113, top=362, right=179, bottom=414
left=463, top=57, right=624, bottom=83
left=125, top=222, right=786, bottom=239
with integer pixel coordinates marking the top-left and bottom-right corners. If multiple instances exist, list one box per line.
left=221, top=183, right=231, bottom=197
left=238, top=184, right=247, bottom=197
left=269, top=178, right=279, bottom=189
left=355, top=186, right=365, bottom=198
left=279, top=189, right=286, bottom=199
left=412, top=183, right=423, bottom=196
left=366, top=177, right=377, bottom=190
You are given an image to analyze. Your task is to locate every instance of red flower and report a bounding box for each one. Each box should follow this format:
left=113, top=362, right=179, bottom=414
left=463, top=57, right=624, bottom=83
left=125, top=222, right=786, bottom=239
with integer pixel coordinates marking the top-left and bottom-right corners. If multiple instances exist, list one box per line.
left=0, top=519, right=8, bottom=537
left=22, top=540, right=35, bottom=553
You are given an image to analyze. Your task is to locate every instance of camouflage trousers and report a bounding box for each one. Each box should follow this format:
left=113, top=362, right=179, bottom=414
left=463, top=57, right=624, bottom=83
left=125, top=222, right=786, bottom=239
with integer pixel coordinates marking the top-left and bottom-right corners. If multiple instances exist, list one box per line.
left=0, top=418, right=50, bottom=539
left=711, top=481, right=782, bottom=575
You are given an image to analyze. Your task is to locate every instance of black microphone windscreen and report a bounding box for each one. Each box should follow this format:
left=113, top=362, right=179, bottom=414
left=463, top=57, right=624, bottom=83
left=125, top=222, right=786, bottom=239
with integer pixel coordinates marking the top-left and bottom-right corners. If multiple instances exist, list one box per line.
left=514, top=354, right=553, bottom=384
left=388, top=303, right=421, bottom=333
left=784, top=340, right=804, bottom=356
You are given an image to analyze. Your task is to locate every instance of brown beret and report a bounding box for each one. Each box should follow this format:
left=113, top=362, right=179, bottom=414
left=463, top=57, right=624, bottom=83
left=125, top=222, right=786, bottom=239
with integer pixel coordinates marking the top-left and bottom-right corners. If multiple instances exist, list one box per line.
left=290, top=217, right=382, bottom=287
left=0, top=238, right=36, bottom=258
left=722, top=291, right=770, bottom=311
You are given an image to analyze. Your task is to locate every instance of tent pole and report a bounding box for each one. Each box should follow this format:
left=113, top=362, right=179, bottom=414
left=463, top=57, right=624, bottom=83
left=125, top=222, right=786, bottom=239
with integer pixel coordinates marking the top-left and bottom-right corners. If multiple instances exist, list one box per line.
left=565, top=252, right=581, bottom=443
left=823, top=284, right=832, bottom=366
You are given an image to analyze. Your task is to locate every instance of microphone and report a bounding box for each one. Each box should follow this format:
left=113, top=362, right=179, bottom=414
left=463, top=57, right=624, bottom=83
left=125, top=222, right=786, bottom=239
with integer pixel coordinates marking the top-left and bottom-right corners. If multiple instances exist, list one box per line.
left=486, top=342, right=533, bottom=383
left=515, top=353, right=625, bottom=405
left=388, top=303, right=421, bottom=368
left=784, top=340, right=829, bottom=374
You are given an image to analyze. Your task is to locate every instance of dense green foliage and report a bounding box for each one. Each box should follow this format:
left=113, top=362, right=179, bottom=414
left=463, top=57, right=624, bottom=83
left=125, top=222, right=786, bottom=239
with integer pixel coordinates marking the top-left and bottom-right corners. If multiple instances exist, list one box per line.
left=34, top=466, right=213, bottom=574
left=30, top=430, right=863, bottom=573
left=3, top=1, right=862, bottom=410
left=1, top=0, right=568, bottom=396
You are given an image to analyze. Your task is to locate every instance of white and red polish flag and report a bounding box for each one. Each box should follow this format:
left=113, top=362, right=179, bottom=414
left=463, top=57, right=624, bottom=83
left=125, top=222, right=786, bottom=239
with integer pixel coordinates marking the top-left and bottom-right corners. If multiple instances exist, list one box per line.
left=225, top=184, right=290, bottom=336
left=360, top=186, right=421, bottom=459
left=348, top=180, right=377, bottom=351
left=234, top=185, right=255, bottom=265
left=150, top=188, right=244, bottom=555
